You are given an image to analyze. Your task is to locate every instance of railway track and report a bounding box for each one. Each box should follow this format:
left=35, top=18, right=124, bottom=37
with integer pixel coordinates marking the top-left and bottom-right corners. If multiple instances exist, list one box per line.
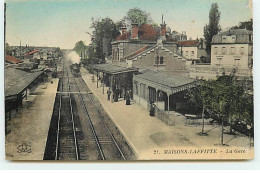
left=56, top=70, right=80, bottom=160
left=44, top=58, right=134, bottom=160
left=44, top=67, right=81, bottom=160
left=72, top=75, right=126, bottom=160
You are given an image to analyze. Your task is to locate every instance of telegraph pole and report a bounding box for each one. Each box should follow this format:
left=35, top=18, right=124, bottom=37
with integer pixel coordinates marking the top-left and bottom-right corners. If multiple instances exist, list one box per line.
left=20, top=40, right=21, bottom=59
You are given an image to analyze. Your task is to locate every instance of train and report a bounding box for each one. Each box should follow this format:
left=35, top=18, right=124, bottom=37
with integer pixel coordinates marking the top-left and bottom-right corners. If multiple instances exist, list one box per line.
left=70, top=63, right=81, bottom=77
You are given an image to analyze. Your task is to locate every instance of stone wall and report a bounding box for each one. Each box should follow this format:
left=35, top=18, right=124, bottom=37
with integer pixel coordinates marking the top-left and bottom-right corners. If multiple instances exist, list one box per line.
left=132, top=48, right=187, bottom=76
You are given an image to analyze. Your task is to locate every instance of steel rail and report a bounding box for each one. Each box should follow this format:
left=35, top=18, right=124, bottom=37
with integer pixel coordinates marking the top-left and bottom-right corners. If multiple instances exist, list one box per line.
left=54, top=74, right=62, bottom=160
left=72, top=76, right=105, bottom=160
left=66, top=70, right=80, bottom=160
left=75, top=77, right=126, bottom=160
left=54, top=60, right=64, bottom=160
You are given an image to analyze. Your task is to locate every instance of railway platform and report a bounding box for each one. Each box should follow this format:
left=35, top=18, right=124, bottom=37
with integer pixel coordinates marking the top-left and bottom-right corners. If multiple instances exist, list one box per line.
left=81, top=67, right=253, bottom=160
left=5, top=78, right=59, bottom=160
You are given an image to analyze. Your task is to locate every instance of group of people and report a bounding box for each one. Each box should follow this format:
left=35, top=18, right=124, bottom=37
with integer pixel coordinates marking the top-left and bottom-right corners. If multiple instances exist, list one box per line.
left=107, top=88, right=156, bottom=117
left=107, top=88, right=132, bottom=105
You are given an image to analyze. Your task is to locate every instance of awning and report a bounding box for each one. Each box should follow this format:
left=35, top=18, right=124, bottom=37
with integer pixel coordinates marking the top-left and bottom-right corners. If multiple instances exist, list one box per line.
left=91, top=63, right=138, bottom=75
left=133, top=69, right=197, bottom=94
left=5, top=68, right=45, bottom=99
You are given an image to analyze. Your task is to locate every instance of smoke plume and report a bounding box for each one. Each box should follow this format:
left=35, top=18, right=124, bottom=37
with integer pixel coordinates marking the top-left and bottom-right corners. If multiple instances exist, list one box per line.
left=66, top=51, right=81, bottom=64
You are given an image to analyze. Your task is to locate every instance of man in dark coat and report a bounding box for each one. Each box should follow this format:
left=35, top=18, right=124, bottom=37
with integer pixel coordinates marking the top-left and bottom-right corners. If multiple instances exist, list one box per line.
left=126, top=90, right=131, bottom=105
left=149, top=103, right=155, bottom=116
left=107, top=88, right=112, bottom=101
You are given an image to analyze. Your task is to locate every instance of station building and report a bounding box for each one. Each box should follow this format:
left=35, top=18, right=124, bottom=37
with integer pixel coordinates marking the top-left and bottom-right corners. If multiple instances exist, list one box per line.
left=5, top=66, right=47, bottom=124
left=133, top=69, right=197, bottom=125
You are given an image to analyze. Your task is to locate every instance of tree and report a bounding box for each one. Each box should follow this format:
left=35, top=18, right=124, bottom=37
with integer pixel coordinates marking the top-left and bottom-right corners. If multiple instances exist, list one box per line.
left=5, top=43, right=12, bottom=56
left=204, top=3, right=221, bottom=56
left=90, top=17, right=120, bottom=62
left=231, top=19, right=253, bottom=31
left=187, top=80, right=213, bottom=135
left=124, top=8, right=152, bottom=26
left=73, top=40, right=87, bottom=56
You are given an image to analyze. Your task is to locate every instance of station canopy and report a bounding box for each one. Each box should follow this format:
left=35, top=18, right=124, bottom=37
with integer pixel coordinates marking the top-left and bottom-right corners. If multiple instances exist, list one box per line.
left=91, top=63, right=138, bottom=75
left=133, top=69, right=197, bottom=94
left=5, top=67, right=44, bottom=99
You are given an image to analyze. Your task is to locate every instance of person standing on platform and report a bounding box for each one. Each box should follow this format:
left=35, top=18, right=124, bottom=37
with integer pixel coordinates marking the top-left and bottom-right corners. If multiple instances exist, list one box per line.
left=107, top=88, right=112, bottom=101
left=150, top=103, right=155, bottom=116
left=126, top=90, right=131, bottom=105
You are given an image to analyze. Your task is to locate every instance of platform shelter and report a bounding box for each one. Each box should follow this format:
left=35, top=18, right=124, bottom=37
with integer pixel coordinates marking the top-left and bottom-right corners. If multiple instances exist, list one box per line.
left=133, top=69, right=197, bottom=125
left=89, top=64, right=139, bottom=102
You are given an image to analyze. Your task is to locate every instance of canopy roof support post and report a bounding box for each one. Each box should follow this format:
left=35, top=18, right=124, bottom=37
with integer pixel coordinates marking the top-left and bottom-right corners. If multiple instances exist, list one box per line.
left=103, top=72, right=105, bottom=94
left=110, top=75, right=114, bottom=103
left=25, top=88, right=28, bottom=100
left=167, top=93, right=170, bottom=115
left=96, top=70, right=99, bottom=88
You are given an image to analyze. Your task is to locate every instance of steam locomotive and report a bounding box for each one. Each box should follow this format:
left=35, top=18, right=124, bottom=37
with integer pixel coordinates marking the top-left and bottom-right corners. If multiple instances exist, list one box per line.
left=70, top=63, right=81, bottom=77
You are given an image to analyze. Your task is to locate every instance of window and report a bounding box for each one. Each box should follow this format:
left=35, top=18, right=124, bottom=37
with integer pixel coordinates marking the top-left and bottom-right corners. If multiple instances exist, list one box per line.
left=159, top=56, right=164, bottom=64
left=217, top=58, right=222, bottom=65
left=191, top=51, right=194, bottom=56
left=240, top=47, right=245, bottom=55
left=222, top=47, right=226, bottom=54
left=232, top=36, right=236, bottom=40
left=234, top=59, right=240, bottom=66
left=186, top=51, right=188, bottom=56
left=231, top=47, right=235, bottom=55
left=214, top=47, right=218, bottom=54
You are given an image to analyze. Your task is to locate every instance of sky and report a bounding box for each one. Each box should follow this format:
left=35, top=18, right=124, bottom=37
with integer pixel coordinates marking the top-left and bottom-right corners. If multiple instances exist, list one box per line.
left=5, top=0, right=252, bottom=49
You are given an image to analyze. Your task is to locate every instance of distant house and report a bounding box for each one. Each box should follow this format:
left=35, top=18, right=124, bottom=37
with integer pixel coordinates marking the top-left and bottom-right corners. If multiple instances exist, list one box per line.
left=211, top=29, right=253, bottom=69
left=189, top=29, right=253, bottom=80
left=171, top=31, right=187, bottom=41
left=5, top=55, right=23, bottom=65
left=177, top=39, right=206, bottom=64
left=24, top=49, right=40, bottom=61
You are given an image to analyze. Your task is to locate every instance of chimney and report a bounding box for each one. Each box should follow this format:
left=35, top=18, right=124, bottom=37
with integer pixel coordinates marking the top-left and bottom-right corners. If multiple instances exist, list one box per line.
left=160, top=22, right=167, bottom=41
left=131, top=23, right=139, bottom=40
left=121, top=25, right=127, bottom=35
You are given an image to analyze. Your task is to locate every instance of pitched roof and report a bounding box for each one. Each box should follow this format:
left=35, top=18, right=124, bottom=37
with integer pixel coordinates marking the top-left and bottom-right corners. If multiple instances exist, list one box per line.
left=126, top=44, right=186, bottom=61
left=125, top=46, right=153, bottom=60
left=90, top=63, right=138, bottom=75
left=116, top=31, right=131, bottom=40
left=26, top=49, right=39, bottom=56
left=212, top=29, right=253, bottom=44
left=116, top=24, right=160, bottom=42
left=134, top=69, right=196, bottom=89
left=218, top=29, right=253, bottom=36
left=178, top=40, right=199, bottom=47
left=5, top=67, right=44, bottom=98
left=5, top=55, right=23, bottom=64
left=138, top=24, right=160, bottom=41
